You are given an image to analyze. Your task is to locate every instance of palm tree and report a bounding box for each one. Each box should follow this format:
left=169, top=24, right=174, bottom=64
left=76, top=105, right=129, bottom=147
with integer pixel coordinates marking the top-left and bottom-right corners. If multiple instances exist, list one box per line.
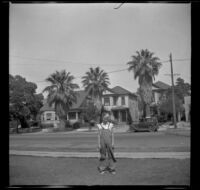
left=127, top=49, right=162, bottom=118
left=81, top=67, right=110, bottom=116
left=136, top=87, right=145, bottom=119
left=43, top=70, right=79, bottom=129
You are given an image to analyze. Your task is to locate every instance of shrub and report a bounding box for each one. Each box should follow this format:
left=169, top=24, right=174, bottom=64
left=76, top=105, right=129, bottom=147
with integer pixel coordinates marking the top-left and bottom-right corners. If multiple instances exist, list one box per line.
left=72, top=122, right=81, bottom=129
left=40, top=123, right=54, bottom=129
left=9, top=120, right=18, bottom=128
left=27, top=120, right=39, bottom=127
left=65, top=120, right=72, bottom=128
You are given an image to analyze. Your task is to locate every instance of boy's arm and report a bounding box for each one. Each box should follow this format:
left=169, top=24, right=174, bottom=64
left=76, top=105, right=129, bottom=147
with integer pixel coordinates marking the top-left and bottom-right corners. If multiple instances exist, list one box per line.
left=97, top=125, right=101, bottom=149
left=111, top=126, right=114, bottom=148
left=98, top=131, right=101, bottom=148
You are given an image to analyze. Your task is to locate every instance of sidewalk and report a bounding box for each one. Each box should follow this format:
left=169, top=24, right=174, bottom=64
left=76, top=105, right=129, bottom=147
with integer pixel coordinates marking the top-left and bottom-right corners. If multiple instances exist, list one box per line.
left=30, top=125, right=130, bottom=135
left=10, top=150, right=190, bottom=159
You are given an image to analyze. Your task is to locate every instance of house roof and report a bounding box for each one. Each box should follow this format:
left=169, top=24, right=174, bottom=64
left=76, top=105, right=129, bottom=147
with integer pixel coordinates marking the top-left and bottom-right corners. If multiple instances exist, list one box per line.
left=40, top=90, right=88, bottom=112
left=110, top=86, right=137, bottom=97
left=111, top=86, right=132, bottom=94
left=153, top=81, right=171, bottom=90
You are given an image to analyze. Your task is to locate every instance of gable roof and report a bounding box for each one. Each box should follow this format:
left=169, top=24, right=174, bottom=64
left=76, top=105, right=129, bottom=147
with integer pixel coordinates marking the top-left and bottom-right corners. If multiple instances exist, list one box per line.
left=104, top=86, right=137, bottom=97
left=40, top=90, right=88, bottom=112
left=111, top=86, right=132, bottom=94
left=153, top=81, right=171, bottom=90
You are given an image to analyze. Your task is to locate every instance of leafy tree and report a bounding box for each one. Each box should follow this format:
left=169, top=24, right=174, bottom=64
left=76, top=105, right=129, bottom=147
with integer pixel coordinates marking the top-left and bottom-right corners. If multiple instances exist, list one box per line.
left=127, top=49, right=162, bottom=118
left=174, top=77, right=191, bottom=103
left=9, top=74, right=44, bottom=131
left=43, top=70, right=79, bottom=129
left=27, top=93, right=44, bottom=120
left=159, top=90, right=184, bottom=118
left=81, top=67, right=110, bottom=114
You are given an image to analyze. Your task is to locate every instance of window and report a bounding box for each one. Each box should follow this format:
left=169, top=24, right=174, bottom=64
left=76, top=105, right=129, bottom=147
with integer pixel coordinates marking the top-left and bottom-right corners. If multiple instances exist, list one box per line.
left=104, top=97, right=110, bottom=106
left=113, top=96, right=118, bottom=105
left=46, top=113, right=52, bottom=120
left=68, top=112, right=76, bottom=120
left=121, top=96, right=125, bottom=105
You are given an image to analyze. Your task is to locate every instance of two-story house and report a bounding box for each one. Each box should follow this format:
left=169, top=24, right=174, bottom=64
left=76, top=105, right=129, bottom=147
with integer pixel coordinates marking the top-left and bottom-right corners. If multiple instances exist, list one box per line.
left=152, top=81, right=171, bottom=104
left=150, top=81, right=171, bottom=116
left=102, top=86, right=139, bottom=124
left=40, top=86, right=140, bottom=126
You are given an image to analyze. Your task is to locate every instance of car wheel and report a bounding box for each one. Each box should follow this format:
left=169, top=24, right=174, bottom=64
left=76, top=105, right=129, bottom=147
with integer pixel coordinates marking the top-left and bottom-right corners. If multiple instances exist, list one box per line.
left=149, top=125, right=156, bottom=132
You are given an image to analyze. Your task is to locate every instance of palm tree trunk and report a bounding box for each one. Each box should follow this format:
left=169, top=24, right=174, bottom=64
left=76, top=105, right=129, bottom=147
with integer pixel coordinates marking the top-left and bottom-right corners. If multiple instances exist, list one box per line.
left=143, top=104, right=146, bottom=118
left=146, top=104, right=151, bottom=118
left=59, top=119, right=65, bottom=129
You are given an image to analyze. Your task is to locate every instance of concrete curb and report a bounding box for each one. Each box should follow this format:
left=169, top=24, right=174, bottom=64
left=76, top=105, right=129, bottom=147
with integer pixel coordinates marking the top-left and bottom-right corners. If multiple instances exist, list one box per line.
left=10, top=150, right=190, bottom=159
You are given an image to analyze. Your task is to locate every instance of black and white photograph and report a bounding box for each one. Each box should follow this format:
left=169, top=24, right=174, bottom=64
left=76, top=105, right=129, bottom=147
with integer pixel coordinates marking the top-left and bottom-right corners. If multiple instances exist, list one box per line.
left=9, top=2, right=191, bottom=187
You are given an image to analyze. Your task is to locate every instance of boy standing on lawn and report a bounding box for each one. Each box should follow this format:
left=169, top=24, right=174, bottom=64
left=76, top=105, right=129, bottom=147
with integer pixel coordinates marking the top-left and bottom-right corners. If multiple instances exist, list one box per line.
left=97, top=112, right=117, bottom=174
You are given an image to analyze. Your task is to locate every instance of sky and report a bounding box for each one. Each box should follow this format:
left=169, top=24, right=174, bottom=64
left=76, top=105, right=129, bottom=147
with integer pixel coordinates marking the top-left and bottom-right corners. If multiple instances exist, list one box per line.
left=9, top=3, right=191, bottom=97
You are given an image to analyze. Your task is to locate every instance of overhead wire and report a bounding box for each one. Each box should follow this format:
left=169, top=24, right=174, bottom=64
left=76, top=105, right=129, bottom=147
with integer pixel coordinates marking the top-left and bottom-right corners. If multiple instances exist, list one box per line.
left=10, top=55, right=190, bottom=83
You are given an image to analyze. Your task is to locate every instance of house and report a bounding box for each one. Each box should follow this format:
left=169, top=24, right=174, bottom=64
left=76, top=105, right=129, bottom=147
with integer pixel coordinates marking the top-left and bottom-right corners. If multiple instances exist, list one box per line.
left=40, top=90, right=89, bottom=126
left=102, top=86, right=139, bottom=123
left=150, top=81, right=171, bottom=116
left=152, top=81, right=171, bottom=104
left=40, top=86, right=140, bottom=126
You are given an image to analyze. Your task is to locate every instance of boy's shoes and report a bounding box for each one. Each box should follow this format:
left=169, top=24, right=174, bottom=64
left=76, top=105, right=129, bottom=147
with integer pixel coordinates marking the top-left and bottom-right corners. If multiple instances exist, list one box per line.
left=110, top=170, right=116, bottom=175
left=107, top=168, right=116, bottom=174
left=100, top=170, right=105, bottom=174
left=98, top=167, right=106, bottom=174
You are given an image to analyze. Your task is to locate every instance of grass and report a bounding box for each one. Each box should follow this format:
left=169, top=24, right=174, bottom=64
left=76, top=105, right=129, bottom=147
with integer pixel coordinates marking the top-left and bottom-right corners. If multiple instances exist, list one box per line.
left=9, top=156, right=190, bottom=186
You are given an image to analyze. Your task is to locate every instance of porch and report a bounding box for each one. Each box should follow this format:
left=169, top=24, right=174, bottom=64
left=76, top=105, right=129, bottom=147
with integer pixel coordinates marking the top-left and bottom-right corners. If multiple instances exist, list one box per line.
left=111, top=107, right=129, bottom=124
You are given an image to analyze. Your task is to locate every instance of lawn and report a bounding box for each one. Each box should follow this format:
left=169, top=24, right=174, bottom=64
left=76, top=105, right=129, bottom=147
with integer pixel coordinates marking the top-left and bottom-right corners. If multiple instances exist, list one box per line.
left=9, top=155, right=190, bottom=186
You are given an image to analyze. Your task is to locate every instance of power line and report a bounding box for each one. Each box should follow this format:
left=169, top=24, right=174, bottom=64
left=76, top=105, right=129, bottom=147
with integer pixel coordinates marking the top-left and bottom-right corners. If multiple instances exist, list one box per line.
left=10, top=55, right=190, bottom=67
left=10, top=55, right=128, bottom=66
left=33, top=58, right=190, bottom=83
left=10, top=55, right=89, bottom=65
left=35, top=68, right=129, bottom=83
left=173, top=58, right=190, bottom=62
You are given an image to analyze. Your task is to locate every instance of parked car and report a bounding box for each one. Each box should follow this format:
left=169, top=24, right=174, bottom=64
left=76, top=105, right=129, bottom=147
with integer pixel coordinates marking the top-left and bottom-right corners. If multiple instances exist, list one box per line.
left=130, top=117, right=158, bottom=132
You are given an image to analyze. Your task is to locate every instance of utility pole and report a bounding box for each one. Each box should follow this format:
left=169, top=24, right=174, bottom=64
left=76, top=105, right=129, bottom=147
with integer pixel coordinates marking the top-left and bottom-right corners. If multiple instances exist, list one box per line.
left=169, top=53, right=177, bottom=129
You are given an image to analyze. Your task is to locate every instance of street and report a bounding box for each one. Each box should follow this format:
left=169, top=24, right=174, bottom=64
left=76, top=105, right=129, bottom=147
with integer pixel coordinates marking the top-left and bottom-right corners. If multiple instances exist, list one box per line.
left=9, top=131, right=190, bottom=152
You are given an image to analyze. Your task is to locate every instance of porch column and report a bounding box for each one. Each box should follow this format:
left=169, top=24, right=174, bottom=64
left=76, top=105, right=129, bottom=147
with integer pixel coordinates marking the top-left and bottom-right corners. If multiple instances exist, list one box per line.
left=185, top=110, right=189, bottom=122
left=125, top=110, right=127, bottom=123
left=119, top=111, right=121, bottom=123
left=178, top=112, right=181, bottom=122
left=44, top=113, right=46, bottom=121
left=118, top=111, right=120, bottom=122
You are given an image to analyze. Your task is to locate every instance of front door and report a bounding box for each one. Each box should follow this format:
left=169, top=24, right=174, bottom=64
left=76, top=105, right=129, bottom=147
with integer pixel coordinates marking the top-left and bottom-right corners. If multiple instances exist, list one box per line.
left=121, top=110, right=127, bottom=122
left=113, top=110, right=119, bottom=121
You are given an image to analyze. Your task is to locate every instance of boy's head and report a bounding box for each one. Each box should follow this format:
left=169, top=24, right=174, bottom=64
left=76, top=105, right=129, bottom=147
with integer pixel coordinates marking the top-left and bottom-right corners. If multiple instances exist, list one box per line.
left=102, top=112, right=111, bottom=123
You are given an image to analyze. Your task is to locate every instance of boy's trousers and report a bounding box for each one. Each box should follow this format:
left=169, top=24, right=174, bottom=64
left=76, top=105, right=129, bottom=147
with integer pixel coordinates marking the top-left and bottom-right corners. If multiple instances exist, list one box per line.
left=98, top=145, right=116, bottom=171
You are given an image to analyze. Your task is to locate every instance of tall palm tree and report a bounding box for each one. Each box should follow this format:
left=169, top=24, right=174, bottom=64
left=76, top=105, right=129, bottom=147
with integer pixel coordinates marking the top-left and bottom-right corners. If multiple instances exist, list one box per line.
left=127, top=49, right=162, bottom=118
left=82, top=67, right=110, bottom=115
left=43, top=70, right=79, bottom=128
